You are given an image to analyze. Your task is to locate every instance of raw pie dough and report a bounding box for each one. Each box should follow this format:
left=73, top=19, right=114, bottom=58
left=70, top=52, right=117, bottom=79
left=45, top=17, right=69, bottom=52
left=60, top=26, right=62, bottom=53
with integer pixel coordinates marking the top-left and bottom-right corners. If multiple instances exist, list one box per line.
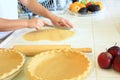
left=27, top=49, right=91, bottom=80
left=23, top=28, right=74, bottom=41
left=0, top=49, right=25, bottom=79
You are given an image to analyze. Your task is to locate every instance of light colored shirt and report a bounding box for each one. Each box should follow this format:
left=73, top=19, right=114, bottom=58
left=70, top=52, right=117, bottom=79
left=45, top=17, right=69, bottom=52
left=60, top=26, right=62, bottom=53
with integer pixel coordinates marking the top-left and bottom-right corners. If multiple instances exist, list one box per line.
left=0, top=0, right=18, bottom=39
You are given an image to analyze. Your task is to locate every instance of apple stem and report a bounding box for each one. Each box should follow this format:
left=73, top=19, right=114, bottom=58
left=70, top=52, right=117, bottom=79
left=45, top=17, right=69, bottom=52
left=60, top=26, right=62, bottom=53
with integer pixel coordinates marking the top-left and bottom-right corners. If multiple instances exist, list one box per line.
left=106, top=48, right=108, bottom=51
left=114, top=43, right=117, bottom=46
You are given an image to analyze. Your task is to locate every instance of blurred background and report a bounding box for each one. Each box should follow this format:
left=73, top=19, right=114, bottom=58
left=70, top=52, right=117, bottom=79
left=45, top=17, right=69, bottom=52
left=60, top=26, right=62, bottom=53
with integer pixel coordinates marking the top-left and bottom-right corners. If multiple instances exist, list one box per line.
left=18, top=0, right=73, bottom=19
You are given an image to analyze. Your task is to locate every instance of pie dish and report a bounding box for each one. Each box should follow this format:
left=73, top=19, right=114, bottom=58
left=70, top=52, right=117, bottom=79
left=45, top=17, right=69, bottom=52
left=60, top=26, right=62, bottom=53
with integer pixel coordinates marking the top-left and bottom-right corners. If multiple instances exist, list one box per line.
left=27, top=49, right=92, bottom=80
left=0, top=49, right=25, bottom=80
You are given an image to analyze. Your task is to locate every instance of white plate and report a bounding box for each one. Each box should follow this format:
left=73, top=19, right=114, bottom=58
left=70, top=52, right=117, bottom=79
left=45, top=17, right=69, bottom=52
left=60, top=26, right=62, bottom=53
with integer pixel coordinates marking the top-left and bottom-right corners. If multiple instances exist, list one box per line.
left=67, top=9, right=102, bottom=17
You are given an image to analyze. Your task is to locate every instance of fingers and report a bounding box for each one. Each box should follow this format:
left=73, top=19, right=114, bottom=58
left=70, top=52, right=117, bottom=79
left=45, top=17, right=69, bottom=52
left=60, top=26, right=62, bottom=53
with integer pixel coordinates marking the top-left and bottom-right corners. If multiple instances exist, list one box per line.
left=33, top=18, right=50, bottom=30
left=36, top=19, right=51, bottom=29
left=35, top=23, right=44, bottom=30
left=42, top=20, right=51, bottom=26
left=61, top=19, right=73, bottom=28
left=29, top=17, right=74, bottom=30
left=66, top=20, right=74, bottom=28
left=56, top=18, right=74, bottom=29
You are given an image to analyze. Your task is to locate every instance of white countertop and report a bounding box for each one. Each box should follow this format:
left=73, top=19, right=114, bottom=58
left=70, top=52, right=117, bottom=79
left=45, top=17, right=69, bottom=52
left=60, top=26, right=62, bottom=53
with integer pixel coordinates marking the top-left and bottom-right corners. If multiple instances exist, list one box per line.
left=0, top=0, right=120, bottom=80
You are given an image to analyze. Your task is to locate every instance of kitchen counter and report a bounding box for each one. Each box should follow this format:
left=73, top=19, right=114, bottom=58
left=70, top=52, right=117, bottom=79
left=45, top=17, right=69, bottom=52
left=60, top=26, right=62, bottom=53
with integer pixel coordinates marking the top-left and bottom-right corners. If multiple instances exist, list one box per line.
left=0, top=0, right=120, bottom=80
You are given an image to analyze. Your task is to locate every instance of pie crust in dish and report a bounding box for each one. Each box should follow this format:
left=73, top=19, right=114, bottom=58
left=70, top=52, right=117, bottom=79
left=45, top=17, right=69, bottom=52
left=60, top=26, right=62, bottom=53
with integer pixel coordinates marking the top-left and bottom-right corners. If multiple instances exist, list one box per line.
left=27, top=49, right=92, bottom=80
left=0, top=49, right=25, bottom=80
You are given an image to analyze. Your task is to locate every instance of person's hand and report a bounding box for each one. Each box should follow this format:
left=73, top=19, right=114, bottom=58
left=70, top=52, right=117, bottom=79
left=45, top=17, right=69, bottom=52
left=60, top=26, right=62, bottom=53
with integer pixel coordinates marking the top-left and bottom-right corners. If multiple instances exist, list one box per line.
left=50, top=16, right=74, bottom=28
left=27, top=17, right=50, bottom=30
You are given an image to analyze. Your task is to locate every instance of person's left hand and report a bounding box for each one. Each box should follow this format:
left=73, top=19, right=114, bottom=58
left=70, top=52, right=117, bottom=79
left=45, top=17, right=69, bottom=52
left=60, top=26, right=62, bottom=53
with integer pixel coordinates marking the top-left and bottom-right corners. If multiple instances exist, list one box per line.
left=50, top=16, right=74, bottom=29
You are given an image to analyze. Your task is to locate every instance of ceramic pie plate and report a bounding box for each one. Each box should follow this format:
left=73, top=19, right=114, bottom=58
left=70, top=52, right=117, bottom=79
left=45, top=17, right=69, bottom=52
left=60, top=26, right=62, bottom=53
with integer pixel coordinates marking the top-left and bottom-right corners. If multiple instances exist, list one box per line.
left=0, top=49, right=26, bottom=80
left=27, top=49, right=92, bottom=80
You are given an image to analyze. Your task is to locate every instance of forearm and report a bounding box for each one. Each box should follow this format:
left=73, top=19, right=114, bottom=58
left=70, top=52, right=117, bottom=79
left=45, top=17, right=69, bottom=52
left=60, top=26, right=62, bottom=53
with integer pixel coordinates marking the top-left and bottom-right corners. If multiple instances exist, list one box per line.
left=0, top=18, right=28, bottom=31
left=20, top=0, right=56, bottom=20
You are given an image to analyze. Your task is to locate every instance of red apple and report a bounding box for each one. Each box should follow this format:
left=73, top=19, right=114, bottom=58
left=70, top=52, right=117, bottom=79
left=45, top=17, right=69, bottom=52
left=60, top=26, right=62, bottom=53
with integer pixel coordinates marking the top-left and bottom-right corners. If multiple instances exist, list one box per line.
left=86, top=2, right=93, bottom=8
left=113, top=56, right=120, bottom=72
left=98, top=52, right=113, bottom=69
left=107, top=45, right=120, bottom=58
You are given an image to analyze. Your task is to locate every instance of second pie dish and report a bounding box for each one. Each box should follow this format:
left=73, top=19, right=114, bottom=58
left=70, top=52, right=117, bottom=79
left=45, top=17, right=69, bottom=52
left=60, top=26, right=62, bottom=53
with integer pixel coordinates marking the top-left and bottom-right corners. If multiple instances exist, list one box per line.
left=27, top=49, right=92, bottom=80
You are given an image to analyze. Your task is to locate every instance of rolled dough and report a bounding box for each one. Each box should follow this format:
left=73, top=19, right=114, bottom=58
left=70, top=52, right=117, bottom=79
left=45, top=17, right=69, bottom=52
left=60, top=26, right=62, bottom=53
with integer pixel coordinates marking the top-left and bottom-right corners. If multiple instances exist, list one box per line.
left=23, top=29, right=75, bottom=41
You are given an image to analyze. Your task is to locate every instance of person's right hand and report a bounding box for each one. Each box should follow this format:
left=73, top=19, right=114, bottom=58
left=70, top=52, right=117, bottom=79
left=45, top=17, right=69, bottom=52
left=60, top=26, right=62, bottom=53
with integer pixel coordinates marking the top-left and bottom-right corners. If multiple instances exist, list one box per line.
left=27, top=17, right=50, bottom=30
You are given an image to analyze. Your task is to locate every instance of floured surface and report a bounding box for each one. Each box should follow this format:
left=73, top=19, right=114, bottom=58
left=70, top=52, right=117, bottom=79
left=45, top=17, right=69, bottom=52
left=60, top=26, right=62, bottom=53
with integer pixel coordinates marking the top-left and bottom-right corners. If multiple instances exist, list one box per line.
left=23, top=29, right=75, bottom=41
